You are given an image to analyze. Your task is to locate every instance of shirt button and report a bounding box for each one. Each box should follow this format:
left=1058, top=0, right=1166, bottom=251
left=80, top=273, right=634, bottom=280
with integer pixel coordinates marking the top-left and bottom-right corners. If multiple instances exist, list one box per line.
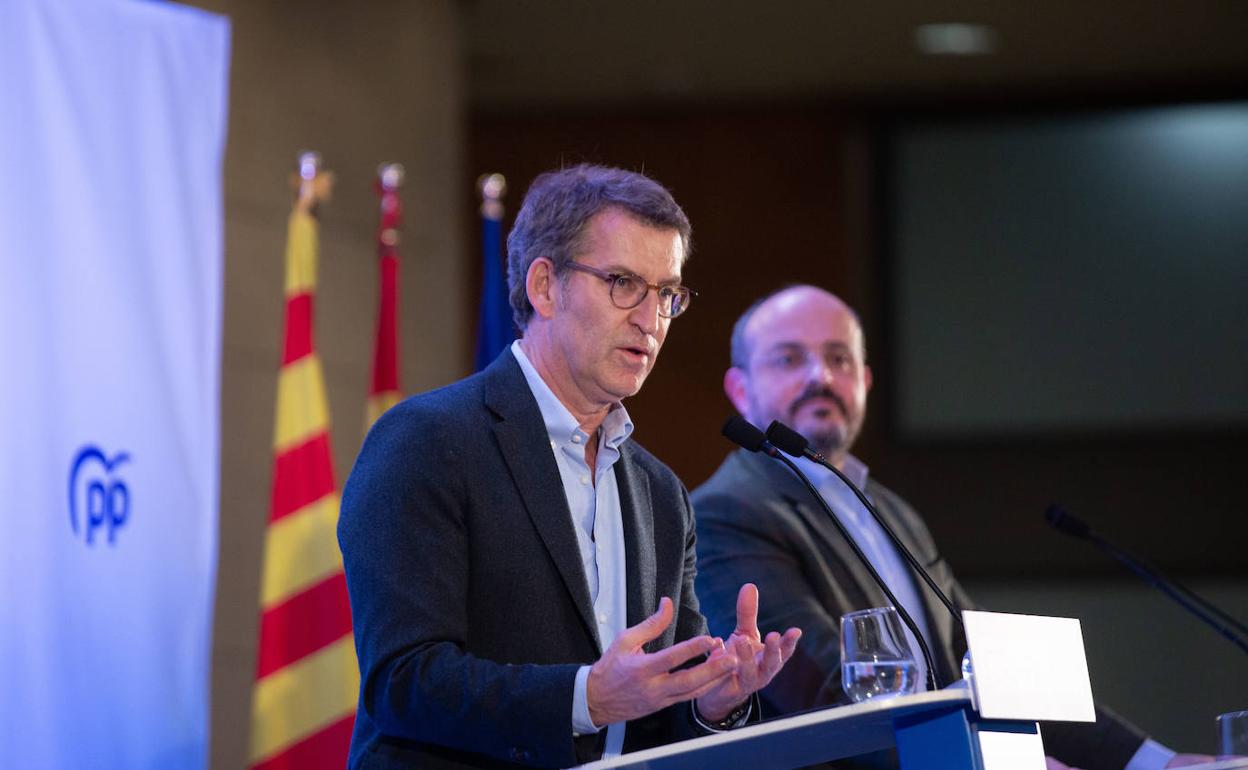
left=598, top=612, right=608, bottom=623
left=549, top=440, right=556, bottom=449
left=580, top=475, right=589, bottom=485
left=572, top=434, right=582, bottom=444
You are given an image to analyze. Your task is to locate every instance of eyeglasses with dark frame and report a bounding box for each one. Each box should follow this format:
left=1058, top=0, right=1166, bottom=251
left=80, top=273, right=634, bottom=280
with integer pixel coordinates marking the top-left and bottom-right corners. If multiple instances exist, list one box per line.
left=562, top=261, right=696, bottom=318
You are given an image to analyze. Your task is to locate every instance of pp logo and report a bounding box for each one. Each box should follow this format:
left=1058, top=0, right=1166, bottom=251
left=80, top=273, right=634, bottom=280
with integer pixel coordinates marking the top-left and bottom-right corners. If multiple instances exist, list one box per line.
left=68, top=445, right=132, bottom=546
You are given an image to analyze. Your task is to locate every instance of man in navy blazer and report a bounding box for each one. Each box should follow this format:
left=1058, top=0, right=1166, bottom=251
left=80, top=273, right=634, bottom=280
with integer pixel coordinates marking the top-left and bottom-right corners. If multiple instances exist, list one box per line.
left=339, top=164, right=800, bottom=769
left=692, top=285, right=1212, bottom=770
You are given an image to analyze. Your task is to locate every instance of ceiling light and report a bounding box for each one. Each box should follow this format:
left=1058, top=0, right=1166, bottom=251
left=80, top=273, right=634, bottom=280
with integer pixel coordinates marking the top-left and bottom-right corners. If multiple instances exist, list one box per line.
left=915, top=23, right=999, bottom=56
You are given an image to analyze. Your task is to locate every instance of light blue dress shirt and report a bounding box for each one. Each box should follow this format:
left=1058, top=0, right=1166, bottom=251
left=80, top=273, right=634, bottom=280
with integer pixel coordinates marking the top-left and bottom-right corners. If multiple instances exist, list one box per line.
left=797, top=452, right=1173, bottom=770
left=511, top=342, right=631, bottom=758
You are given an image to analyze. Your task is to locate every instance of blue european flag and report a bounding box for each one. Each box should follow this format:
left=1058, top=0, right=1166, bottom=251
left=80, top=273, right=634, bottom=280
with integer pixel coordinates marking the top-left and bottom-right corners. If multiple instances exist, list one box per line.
left=475, top=174, right=514, bottom=371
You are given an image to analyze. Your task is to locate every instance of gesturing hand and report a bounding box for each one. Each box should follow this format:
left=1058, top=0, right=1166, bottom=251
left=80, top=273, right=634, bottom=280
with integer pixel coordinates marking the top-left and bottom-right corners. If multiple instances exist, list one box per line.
left=695, top=583, right=802, bottom=722
left=586, top=597, right=737, bottom=727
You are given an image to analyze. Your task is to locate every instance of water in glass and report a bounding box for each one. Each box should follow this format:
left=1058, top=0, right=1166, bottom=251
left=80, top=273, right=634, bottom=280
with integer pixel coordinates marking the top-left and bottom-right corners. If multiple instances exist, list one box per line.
left=840, top=606, right=920, bottom=703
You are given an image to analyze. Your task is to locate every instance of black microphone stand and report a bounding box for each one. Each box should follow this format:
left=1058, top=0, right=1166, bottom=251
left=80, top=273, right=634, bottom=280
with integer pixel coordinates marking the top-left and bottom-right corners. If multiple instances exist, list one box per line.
left=1046, top=504, right=1248, bottom=655
left=766, top=420, right=965, bottom=632
left=721, top=417, right=944, bottom=691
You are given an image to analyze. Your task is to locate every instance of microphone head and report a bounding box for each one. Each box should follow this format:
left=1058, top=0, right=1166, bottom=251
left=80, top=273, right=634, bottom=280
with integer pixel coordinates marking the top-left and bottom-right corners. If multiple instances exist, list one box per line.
left=766, top=420, right=809, bottom=458
left=722, top=415, right=769, bottom=453
left=1045, top=504, right=1091, bottom=539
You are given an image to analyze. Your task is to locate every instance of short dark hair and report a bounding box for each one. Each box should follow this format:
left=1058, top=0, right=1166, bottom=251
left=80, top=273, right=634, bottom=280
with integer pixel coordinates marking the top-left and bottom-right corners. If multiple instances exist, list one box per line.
left=506, top=164, right=692, bottom=330
left=729, top=284, right=866, bottom=369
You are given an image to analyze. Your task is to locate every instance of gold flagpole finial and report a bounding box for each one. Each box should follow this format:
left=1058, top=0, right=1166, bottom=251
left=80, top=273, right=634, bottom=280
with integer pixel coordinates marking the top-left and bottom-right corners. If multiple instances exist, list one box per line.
left=477, top=173, right=506, bottom=221
left=292, top=150, right=334, bottom=215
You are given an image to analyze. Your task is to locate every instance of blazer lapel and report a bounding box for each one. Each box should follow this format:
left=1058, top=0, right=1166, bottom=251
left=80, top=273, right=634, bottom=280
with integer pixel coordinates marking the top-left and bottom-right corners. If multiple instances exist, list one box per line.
left=739, top=449, right=892, bottom=610
left=614, top=445, right=657, bottom=636
left=483, top=354, right=600, bottom=648
left=735, top=450, right=962, bottom=682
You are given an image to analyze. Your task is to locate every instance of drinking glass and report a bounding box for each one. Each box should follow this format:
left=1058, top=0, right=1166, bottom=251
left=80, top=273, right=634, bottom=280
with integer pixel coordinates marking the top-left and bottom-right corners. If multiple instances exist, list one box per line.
left=840, top=606, right=920, bottom=703
left=1218, top=710, right=1248, bottom=757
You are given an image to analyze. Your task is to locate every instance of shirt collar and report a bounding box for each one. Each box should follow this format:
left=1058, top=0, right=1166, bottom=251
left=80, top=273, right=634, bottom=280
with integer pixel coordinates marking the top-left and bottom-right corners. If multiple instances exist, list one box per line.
left=510, top=340, right=634, bottom=448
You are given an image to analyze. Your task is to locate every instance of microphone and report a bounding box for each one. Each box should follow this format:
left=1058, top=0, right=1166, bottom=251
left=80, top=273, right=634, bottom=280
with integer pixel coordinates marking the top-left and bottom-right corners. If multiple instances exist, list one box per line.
left=1043, top=505, right=1091, bottom=539
left=765, top=420, right=964, bottom=631
left=721, top=415, right=944, bottom=691
left=1045, top=504, right=1248, bottom=655
left=720, top=414, right=779, bottom=457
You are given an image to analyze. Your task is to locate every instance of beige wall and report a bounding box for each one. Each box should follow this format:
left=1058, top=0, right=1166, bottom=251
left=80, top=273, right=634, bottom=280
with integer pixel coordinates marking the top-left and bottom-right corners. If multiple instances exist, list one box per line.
left=184, top=3, right=468, bottom=767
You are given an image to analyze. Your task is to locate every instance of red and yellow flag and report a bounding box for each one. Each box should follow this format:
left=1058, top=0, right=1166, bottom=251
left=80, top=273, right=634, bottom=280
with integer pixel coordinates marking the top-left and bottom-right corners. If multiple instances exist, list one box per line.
left=250, top=154, right=358, bottom=770
left=366, top=163, right=404, bottom=431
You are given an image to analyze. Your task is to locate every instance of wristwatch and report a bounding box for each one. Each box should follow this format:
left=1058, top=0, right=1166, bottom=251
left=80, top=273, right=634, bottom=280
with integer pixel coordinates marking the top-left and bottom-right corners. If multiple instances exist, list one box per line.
left=691, top=699, right=751, bottom=732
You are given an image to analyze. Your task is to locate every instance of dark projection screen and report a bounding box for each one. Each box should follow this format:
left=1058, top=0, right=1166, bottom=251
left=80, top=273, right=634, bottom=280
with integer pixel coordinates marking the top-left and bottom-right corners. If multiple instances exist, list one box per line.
left=889, top=102, right=1248, bottom=439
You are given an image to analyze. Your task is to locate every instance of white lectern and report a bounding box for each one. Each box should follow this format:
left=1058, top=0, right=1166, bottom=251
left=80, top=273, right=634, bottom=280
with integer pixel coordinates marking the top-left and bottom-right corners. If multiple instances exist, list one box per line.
left=569, top=689, right=1045, bottom=770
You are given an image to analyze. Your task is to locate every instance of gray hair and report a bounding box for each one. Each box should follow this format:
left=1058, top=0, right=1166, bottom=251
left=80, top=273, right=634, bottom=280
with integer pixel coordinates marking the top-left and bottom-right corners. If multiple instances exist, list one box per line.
left=506, top=163, right=692, bottom=330
left=729, top=284, right=866, bottom=369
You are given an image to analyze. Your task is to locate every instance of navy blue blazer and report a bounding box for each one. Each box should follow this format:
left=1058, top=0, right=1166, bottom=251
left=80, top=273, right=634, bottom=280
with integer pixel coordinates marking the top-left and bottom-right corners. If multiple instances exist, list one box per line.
left=338, top=351, right=707, bottom=769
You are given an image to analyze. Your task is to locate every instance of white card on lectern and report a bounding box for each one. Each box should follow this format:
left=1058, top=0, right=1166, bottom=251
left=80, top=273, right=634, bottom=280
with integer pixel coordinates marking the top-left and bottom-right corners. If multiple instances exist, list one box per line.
left=978, top=727, right=1047, bottom=770
left=963, top=610, right=1096, bottom=722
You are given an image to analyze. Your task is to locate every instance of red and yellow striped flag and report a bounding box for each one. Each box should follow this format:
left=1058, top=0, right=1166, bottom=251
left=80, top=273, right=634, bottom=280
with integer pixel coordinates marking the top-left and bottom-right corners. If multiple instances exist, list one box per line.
left=366, top=163, right=404, bottom=431
left=250, top=154, right=358, bottom=770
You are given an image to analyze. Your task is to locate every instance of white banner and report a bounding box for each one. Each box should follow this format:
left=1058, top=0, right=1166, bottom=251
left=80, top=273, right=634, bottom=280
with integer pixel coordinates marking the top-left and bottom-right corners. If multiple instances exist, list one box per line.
left=0, top=1, right=230, bottom=768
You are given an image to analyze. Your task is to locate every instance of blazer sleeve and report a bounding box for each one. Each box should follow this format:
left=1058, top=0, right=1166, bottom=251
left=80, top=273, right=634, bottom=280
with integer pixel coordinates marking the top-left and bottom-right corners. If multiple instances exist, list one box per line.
left=1041, top=705, right=1149, bottom=770
left=338, top=405, right=582, bottom=769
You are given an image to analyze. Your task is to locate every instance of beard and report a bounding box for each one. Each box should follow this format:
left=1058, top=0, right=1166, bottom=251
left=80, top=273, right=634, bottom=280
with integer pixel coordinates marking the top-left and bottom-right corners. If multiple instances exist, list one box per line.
left=788, top=385, right=861, bottom=461
left=745, top=384, right=864, bottom=462
left=805, top=423, right=850, bottom=460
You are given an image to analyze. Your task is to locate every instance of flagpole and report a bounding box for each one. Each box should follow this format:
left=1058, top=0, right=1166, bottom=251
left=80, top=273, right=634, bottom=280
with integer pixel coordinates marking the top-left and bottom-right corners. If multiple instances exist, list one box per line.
left=366, top=163, right=405, bottom=432
left=479, top=172, right=505, bottom=220
left=474, top=172, right=512, bottom=371
left=294, top=150, right=334, bottom=214
left=250, top=151, right=357, bottom=770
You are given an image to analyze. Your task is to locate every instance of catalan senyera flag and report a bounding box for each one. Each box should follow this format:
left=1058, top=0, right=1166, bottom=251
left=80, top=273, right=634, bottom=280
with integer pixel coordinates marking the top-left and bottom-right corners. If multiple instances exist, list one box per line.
left=366, top=164, right=404, bottom=431
left=250, top=156, right=358, bottom=770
